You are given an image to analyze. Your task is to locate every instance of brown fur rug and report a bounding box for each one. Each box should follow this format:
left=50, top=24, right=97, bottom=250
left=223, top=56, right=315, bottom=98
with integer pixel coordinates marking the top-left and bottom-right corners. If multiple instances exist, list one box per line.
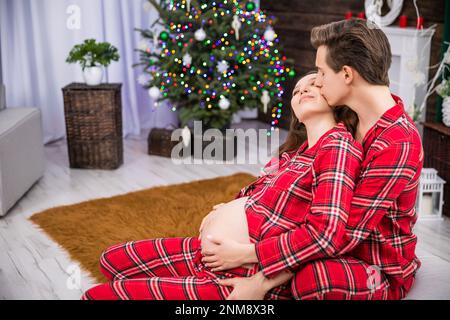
left=30, top=173, right=255, bottom=282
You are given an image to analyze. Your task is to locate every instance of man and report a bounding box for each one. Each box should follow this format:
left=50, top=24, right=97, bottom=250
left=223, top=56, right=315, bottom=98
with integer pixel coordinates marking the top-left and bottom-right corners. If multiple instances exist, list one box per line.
left=219, top=19, right=424, bottom=300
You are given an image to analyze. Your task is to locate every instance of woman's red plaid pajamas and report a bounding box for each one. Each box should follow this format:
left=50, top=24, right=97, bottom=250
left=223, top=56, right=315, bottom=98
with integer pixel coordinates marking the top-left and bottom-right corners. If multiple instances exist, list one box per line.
left=81, top=237, right=292, bottom=300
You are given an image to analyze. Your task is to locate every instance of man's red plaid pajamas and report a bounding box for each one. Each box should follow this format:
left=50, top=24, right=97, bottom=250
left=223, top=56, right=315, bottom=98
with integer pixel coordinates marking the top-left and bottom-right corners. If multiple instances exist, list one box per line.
left=241, top=96, right=422, bottom=300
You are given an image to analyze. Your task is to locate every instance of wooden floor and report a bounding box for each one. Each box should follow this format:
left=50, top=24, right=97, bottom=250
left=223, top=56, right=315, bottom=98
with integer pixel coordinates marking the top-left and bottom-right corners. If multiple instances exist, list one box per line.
left=0, top=122, right=449, bottom=300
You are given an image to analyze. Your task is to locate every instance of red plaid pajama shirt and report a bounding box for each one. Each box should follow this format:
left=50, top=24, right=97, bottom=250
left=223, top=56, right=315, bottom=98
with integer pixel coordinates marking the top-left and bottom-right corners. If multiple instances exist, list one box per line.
left=82, top=122, right=364, bottom=300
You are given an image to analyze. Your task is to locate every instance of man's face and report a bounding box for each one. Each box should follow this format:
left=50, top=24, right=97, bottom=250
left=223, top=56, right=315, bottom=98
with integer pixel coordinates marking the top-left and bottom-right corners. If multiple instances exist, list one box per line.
left=314, top=45, right=350, bottom=107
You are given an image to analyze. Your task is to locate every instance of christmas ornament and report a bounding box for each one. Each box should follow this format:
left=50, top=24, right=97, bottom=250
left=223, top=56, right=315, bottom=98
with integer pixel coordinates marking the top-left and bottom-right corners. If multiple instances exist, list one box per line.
left=232, top=15, right=242, bottom=41
left=261, top=90, right=270, bottom=114
left=246, top=2, right=256, bottom=11
left=159, top=31, right=169, bottom=41
left=194, top=28, right=206, bottom=41
left=183, top=53, right=192, bottom=66
left=219, top=96, right=231, bottom=110
left=148, top=86, right=161, bottom=99
left=217, top=60, right=229, bottom=74
left=186, top=0, right=191, bottom=12
left=264, top=26, right=276, bottom=42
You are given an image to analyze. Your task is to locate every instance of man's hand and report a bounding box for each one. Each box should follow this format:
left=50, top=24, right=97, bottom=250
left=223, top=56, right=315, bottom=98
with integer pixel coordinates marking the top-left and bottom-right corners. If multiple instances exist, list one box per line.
left=219, top=271, right=294, bottom=300
left=201, top=235, right=257, bottom=272
left=218, top=274, right=267, bottom=300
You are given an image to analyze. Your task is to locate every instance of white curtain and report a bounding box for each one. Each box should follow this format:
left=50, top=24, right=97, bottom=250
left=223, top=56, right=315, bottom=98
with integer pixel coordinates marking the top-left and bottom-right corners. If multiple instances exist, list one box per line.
left=0, top=0, right=178, bottom=144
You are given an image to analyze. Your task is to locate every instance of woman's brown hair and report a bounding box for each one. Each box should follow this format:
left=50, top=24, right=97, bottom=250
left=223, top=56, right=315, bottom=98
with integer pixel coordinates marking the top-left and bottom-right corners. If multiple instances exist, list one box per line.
left=278, top=72, right=359, bottom=157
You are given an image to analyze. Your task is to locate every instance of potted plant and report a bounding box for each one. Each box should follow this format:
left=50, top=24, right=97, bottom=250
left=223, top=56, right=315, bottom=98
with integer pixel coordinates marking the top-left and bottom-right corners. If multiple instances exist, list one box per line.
left=66, top=39, right=120, bottom=86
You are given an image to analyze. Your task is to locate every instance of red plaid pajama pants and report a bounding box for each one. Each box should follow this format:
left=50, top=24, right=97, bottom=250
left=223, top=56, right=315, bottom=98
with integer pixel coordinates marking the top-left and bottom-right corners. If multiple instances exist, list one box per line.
left=81, top=237, right=271, bottom=300
left=81, top=237, right=406, bottom=300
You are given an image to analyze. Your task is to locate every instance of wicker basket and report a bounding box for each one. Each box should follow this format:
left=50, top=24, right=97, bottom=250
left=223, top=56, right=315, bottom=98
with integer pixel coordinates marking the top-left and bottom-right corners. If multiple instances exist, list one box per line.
left=62, top=83, right=123, bottom=170
left=148, top=127, right=181, bottom=158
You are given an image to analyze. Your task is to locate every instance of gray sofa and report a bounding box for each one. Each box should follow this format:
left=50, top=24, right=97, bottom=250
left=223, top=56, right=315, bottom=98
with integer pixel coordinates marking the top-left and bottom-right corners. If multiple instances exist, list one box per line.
left=0, top=84, right=45, bottom=216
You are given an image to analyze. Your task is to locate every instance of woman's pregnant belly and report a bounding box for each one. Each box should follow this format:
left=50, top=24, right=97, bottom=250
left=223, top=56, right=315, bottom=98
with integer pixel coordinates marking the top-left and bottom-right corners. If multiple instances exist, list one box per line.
left=201, top=196, right=254, bottom=269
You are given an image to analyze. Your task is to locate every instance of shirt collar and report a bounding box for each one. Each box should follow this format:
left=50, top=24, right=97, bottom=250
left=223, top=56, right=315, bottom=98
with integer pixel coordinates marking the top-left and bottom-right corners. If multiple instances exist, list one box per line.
left=297, top=122, right=348, bottom=156
left=375, top=94, right=405, bottom=129
left=361, top=94, right=405, bottom=149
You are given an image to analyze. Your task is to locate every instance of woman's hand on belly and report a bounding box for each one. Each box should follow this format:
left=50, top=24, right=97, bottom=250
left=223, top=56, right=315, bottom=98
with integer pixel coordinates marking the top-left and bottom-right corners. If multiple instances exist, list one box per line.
left=201, top=235, right=257, bottom=272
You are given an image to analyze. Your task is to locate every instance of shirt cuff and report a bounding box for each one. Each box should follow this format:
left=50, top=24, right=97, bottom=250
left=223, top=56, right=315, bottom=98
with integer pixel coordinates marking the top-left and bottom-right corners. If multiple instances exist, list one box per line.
left=255, top=237, right=291, bottom=278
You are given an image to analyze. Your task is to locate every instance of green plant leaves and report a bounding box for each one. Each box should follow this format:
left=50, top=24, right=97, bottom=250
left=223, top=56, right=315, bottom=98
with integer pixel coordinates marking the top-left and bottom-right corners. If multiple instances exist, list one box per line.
left=66, top=39, right=120, bottom=70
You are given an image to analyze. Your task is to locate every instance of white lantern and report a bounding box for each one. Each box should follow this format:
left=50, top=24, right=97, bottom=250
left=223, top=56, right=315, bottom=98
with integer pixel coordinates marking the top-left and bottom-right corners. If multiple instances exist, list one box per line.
left=416, top=168, right=446, bottom=220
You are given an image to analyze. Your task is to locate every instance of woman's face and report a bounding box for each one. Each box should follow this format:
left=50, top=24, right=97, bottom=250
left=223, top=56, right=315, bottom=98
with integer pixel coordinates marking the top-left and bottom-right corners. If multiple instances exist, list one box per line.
left=291, top=73, right=332, bottom=123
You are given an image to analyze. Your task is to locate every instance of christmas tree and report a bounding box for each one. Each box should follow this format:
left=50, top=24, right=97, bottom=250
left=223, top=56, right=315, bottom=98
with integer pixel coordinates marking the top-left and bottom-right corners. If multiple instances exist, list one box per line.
left=136, top=0, right=295, bottom=132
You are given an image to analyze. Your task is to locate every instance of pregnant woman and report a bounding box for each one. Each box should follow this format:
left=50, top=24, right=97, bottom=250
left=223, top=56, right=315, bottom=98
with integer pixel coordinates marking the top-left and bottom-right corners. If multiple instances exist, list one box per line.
left=81, top=72, right=363, bottom=300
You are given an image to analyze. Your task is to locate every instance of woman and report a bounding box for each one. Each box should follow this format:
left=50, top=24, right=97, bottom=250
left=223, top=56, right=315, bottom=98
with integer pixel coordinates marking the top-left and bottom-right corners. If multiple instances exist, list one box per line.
left=81, top=72, right=363, bottom=300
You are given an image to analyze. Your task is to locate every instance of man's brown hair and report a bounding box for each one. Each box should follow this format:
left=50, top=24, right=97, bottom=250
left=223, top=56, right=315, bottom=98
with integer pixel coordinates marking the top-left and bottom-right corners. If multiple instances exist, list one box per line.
left=311, top=19, right=392, bottom=86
